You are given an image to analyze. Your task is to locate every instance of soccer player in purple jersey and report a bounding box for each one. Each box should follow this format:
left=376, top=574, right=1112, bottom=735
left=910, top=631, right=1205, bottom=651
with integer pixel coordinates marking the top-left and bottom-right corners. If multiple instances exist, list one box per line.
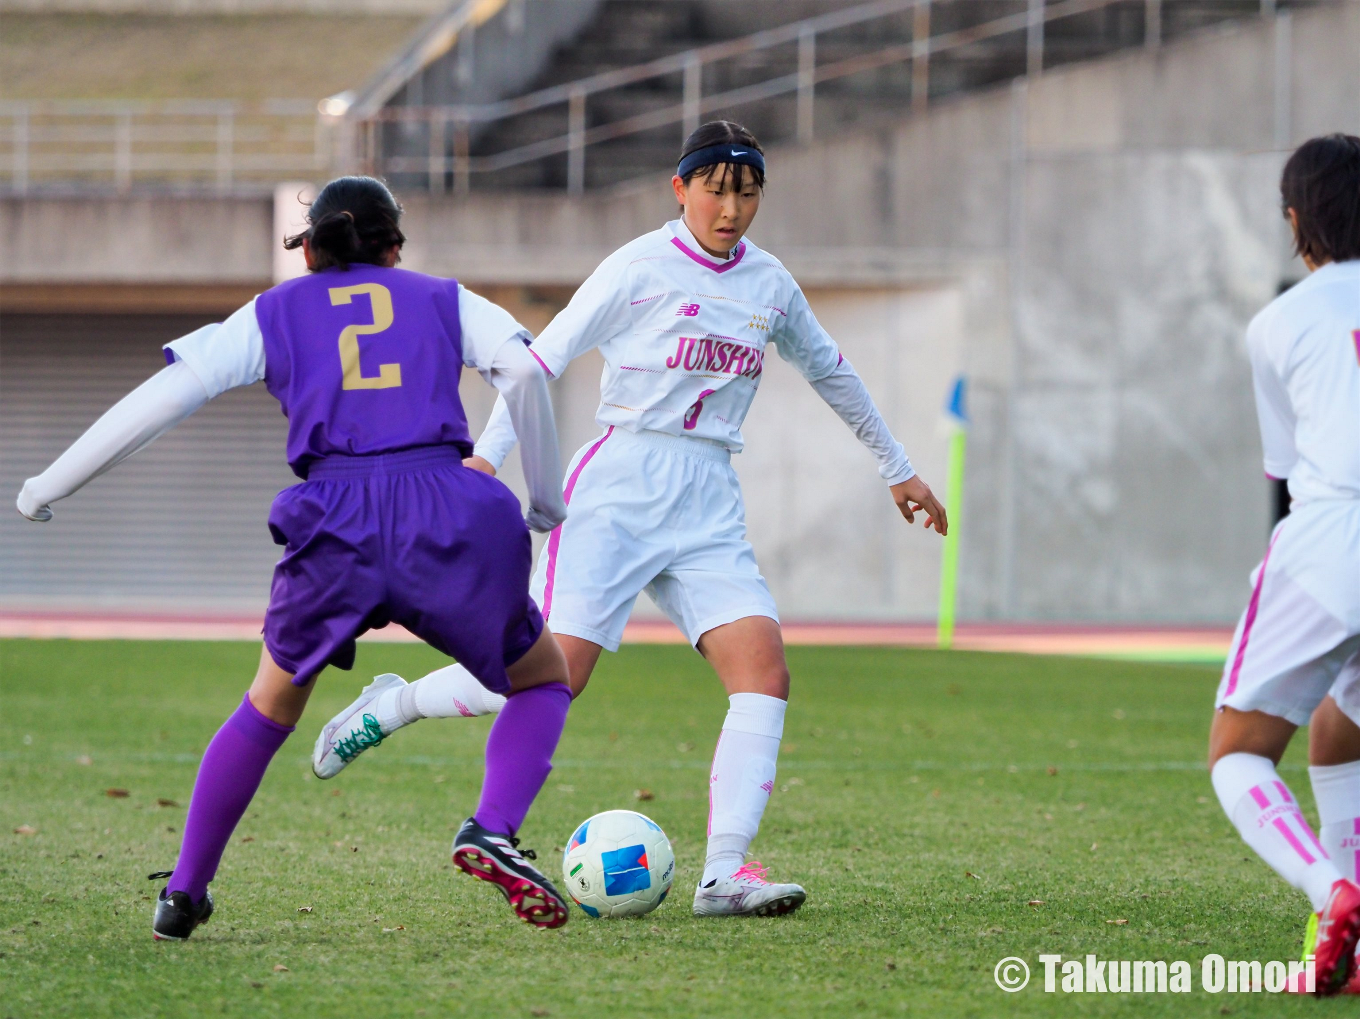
left=16, top=177, right=578, bottom=937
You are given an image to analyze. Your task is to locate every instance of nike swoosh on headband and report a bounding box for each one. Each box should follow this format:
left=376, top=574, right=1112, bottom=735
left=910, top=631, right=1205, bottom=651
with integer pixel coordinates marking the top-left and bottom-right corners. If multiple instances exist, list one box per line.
left=731, top=149, right=747, bottom=156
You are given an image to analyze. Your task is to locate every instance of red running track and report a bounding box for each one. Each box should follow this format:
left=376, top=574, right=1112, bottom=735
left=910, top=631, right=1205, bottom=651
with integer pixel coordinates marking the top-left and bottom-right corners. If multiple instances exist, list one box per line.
left=0, top=609, right=1232, bottom=661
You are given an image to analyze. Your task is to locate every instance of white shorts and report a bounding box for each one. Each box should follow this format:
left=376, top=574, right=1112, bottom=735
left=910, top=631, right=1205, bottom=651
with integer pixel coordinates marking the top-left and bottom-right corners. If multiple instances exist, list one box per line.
left=531, top=427, right=778, bottom=652
left=1215, top=500, right=1360, bottom=727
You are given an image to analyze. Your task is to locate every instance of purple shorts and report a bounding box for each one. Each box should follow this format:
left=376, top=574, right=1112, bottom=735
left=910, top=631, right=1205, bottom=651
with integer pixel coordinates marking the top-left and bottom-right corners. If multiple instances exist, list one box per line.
left=262, top=446, right=543, bottom=693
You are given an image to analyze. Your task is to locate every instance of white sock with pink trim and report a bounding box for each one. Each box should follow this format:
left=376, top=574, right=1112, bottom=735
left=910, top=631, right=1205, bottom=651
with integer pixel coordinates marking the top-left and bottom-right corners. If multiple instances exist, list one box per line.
left=374, top=664, right=505, bottom=733
left=1212, top=752, right=1342, bottom=911
left=702, top=693, right=786, bottom=886
left=1310, top=760, right=1360, bottom=886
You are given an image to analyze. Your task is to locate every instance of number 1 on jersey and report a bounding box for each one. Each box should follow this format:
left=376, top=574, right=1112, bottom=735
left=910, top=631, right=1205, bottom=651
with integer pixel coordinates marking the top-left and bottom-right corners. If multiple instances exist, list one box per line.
left=329, top=283, right=402, bottom=390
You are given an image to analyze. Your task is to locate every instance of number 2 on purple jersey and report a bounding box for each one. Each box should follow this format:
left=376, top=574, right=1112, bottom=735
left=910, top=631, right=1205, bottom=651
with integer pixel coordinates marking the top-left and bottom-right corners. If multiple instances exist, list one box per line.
left=330, top=282, right=402, bottom=390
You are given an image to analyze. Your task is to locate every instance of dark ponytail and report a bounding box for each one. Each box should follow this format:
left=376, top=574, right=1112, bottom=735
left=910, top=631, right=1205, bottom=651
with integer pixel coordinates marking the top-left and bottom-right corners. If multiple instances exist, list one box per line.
left=678, top=121, right=765, bottom=192
left=283, top=175, right=406, bottom=271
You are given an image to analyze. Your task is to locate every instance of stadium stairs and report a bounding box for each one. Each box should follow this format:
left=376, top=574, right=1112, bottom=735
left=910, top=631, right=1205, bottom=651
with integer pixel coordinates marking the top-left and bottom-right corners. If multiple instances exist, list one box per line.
left=376, top=0, right=1297, bottom=192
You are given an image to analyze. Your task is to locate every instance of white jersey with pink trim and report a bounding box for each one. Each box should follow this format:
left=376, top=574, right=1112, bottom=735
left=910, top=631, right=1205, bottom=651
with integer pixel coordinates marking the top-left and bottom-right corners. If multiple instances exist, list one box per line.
left=1248, top=260, right=1360, bottom=503
left=474, top=219, right=913, bottom=485
left=1215, top=261, right=1360, bottom=728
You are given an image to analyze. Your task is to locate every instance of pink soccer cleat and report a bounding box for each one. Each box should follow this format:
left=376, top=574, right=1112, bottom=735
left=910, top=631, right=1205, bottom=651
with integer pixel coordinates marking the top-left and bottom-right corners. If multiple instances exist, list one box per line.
left=1314, top=879, right=1360, bottom=995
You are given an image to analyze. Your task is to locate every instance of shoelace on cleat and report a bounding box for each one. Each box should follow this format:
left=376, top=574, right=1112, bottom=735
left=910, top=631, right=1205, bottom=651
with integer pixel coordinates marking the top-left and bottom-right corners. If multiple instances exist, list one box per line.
left=732, top=861, right=770, bottom=884
left=332, top=713, right=385, bottom=763
left=507, top=836, right=537, bottom=861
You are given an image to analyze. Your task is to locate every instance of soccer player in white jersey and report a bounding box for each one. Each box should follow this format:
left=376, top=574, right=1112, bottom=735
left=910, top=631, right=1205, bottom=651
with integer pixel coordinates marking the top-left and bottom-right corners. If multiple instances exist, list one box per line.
left=1207, top=135, right=1360, bottom=996
left=314, top=121, right=947, bottom=918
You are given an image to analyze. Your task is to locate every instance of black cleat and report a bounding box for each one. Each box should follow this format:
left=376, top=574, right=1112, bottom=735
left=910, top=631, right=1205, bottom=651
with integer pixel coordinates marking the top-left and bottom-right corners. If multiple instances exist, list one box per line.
left=451, top=817, right=569, bottom=929
left=149, top=871, right=214, bottom=941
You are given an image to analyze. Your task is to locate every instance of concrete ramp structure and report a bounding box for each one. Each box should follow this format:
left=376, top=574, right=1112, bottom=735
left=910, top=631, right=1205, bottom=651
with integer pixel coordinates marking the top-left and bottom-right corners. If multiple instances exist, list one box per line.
left=2, top=0, right=1354, bottom=626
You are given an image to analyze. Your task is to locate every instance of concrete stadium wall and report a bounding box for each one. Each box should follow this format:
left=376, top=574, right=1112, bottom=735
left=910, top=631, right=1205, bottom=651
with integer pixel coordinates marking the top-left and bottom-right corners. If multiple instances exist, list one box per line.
left=5, top=3, right=1359, bottom=623
left=395, top=5, right=1360, bottom=623
left=0, top=196, right=272, bottom=284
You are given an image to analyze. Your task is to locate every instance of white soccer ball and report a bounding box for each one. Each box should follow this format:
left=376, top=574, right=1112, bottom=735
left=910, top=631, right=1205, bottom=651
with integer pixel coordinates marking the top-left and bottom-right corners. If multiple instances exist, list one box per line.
left=561, top=809, right=675, bottom=918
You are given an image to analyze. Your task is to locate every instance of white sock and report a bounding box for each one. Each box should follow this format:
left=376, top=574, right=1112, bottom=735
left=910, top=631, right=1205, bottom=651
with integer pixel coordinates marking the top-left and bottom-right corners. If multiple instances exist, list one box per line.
left=1212, top=752, right=1342, bottom=911
left=412, top=663, right=506, bottom=718
left=1310, top=760, right=1360, bottom=886
left=702, top=693, right=786, bottom=886
left=373, top=664, right=505, bottom=734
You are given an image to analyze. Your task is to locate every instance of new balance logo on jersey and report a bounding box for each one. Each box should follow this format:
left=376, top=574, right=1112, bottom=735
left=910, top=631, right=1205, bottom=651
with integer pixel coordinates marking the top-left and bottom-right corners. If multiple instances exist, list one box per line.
left=676, top=303, right=701, bottom=317
left=664, top=335, right=764, bottom=378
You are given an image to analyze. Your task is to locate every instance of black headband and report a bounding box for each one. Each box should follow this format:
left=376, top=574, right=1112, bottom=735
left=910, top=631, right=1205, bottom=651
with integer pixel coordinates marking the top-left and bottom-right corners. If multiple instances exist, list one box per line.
left=676, top=144, right=766, bottom=180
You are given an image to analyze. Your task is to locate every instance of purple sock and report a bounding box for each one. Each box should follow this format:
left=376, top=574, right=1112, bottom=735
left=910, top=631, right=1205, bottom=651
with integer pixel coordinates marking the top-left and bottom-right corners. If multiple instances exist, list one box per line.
left=474, top=682, right=571, bottom=837
left=167, top=694, right=293, bottom=901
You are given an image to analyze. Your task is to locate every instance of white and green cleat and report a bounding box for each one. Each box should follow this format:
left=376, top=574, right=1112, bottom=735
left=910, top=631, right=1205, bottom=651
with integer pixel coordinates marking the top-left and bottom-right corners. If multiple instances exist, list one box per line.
left=312, top=673, right=405, bottom=779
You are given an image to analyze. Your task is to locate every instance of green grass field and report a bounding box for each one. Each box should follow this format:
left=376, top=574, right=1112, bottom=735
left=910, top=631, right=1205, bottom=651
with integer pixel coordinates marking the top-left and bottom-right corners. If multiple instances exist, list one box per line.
left=0, top=639, right=1352, bottom=1017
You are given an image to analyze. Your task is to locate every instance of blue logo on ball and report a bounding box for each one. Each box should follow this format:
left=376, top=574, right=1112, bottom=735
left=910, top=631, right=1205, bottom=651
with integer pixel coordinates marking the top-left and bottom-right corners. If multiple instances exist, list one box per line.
left=601, top=844, right=652, bottom=895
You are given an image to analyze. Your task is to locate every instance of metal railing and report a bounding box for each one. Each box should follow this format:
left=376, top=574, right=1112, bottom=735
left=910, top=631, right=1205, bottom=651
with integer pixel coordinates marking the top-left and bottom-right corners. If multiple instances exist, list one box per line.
left=358, top=0, right=1268, bottom=194
left=0, top=0, right=1288, bottom=195
left=0, top=100, right=326, bottom=195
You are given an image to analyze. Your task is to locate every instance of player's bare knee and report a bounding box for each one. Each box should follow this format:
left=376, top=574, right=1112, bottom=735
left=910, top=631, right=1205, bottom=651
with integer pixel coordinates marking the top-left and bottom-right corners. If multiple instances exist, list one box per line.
left=1308, top=696, right=1360, bottom=766
left=762, top=664, right=791, bottom=701
left=507, top=628, right=571, bottom=692
left=1208, top=707, right=1295, bottom=769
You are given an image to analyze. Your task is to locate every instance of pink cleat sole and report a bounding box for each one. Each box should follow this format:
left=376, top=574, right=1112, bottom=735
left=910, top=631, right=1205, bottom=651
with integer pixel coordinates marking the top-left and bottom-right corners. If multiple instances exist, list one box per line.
left=453, top=846, right=568, bottom=929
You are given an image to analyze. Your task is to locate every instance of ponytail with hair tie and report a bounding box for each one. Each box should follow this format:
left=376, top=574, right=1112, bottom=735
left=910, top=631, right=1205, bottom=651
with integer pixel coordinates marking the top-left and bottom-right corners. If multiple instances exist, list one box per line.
left=307, top=210, right=362, bottom=264
left=282, top=176, right=406, bottom=271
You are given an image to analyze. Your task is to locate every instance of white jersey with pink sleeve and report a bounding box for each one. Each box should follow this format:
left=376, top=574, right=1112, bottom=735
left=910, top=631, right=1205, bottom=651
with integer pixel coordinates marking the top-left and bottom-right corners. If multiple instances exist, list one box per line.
left=475, top=219, right=914, bottom=485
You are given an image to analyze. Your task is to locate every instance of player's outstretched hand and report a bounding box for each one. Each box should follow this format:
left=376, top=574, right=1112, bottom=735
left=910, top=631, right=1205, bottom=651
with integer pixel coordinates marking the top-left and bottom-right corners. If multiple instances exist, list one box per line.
left=16, top=482, right=53, bottom=522
left=463, top=456, right=497, bottom=477
left=890, top=476, right=947, bottom=535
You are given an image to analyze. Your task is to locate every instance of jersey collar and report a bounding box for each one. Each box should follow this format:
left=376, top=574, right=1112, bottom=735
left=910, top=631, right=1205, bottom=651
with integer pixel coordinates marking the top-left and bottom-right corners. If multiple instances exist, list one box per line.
left=668, top=219, right=746, bottom=274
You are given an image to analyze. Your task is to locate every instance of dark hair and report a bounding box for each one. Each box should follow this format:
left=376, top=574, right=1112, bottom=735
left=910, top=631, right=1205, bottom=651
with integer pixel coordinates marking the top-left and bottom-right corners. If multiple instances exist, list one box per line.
left=1281, top=134, right=1360, bottom=265
left=678, top=121, right=765, bottom=192
left=282, top=175, right=406, bottom=271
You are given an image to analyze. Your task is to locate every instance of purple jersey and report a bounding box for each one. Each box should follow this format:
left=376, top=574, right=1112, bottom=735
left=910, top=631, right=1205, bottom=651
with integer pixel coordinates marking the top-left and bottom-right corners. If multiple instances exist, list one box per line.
left=255, top=265, right=472, bottom=476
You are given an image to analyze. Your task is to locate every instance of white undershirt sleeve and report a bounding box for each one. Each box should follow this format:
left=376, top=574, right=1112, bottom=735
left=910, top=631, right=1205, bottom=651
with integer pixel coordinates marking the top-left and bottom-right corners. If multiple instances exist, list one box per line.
left=163, top=300, right=265, bottom=397
left=456, top=284, right=534, bottom=371
left=18, top=305, right=268, bottom=521
left=485, top=338, right=567, bottom=532
left=809, top=357, right=915, bottom=486
left=16, top=360, right=211, bottom=521
left=473, top=393, right=519, bottom=471
left=453, top=283, right=544, bottom=475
